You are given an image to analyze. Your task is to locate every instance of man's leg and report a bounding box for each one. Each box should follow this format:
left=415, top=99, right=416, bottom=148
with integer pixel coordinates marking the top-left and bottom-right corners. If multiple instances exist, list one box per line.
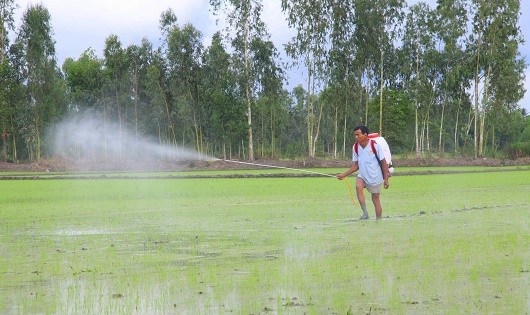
left=356, top=178, right=369, bottom=219
left=372, top=193, right=382, bottom=219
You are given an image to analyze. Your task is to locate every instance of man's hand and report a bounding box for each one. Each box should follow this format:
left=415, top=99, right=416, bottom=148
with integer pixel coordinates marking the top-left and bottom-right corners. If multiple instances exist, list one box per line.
left=384, top=178, right=389, bottom=189
left=338, top=163, right=357, bottom=180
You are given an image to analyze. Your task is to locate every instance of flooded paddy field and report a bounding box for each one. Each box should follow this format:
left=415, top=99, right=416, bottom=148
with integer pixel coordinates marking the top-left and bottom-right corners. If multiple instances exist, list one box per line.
left=1, top=169, right=529, bottom=313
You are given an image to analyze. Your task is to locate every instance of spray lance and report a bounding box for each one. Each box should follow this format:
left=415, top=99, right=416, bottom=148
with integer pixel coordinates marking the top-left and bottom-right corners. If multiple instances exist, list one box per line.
left=210, top=158, right=359, bottom=207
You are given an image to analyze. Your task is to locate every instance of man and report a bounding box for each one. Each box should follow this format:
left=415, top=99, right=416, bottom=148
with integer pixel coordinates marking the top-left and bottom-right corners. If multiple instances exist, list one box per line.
left=337, top=125, right=390, bottom=220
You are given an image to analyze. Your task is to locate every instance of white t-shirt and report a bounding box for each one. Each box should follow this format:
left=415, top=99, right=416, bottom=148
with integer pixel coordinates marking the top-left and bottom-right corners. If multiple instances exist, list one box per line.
left=352, top=140, right=385, bottom=186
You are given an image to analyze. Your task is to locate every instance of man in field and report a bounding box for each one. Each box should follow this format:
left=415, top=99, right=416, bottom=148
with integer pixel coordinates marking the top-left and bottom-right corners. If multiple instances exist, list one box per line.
left=337, top=125, right=390, bottom=220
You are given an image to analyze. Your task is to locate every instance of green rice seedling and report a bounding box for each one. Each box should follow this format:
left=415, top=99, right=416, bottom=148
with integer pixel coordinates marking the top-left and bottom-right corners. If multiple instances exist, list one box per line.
left=0, top=169, right=528, bottom=313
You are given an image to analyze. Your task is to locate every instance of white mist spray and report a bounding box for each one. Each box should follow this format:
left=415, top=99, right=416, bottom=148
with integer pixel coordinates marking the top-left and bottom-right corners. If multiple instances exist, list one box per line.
left=50, top=114, right=210, bottom=168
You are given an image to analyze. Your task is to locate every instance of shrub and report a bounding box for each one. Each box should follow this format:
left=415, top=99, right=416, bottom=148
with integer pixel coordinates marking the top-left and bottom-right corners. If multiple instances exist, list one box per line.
left=506, top=141, right=530, bottom=158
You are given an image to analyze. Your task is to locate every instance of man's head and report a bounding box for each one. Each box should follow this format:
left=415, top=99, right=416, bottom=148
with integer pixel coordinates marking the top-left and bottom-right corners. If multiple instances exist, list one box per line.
left=354, top=125, right=369, bottom=144
left=354, top=125, right=369, bottom=135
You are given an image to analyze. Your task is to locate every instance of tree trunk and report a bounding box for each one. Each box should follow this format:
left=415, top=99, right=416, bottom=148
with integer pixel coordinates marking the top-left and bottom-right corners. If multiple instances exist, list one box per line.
left=425, top=114, right=431, bottom=156
left=419, top=117, right=425, bottom=154
left=454, top=90, right=464, bottom=155
left=246, top=86, right=253, bottom=161
left=1, top=129, right=7, bottom=161
left=478, top=102, right=485, bottom=158
left=193, top=111, right=200, bottom=153
left=415, top=49, right=420, bottom=158
left=439, top=68, right=448, bottom=154
left=312, top=93, right=324, bottom=158
left=270, top=104, right=275, bottom=158
left=342, top=115, right=347, bottom=158
left=479, top=59, right=492, bottom=157
left=473, top=31, right=481, bottom=159
left=454, top=108, right=459, bottom=155
left=103, top=105, right=109, bottom=162
left=379, top=50, right=384, bottom=135
left=12, top=122, right=17, bottom=162
left=159, top=81, right=176, bottom=146
left=115, top=86, right=123, bottom=159
left=0, top=18, right=4, bottom=64
left=365, top=62, right=371, bottom=124
left=35, top=115, right=41, bottom=161
left=333, top=106, right=338, bottom=159
left=243, top=15, right=254, bottom=161
left=260, top=105, right=264, bottom=157
left=463, top=109, right=473, bottom=156
left=306, top=54, right=313, bottom=158
left=132, top=62, right=139, bottom=146
left=491, top=125, right=497, bottom=154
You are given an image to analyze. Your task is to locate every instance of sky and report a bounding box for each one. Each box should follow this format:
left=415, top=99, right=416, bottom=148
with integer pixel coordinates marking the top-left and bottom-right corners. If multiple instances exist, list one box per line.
left=11, top=0, right=530, bottom=112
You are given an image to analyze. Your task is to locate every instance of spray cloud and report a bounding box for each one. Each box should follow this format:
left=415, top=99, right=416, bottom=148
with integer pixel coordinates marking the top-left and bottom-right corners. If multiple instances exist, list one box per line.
left=50, top=113, right=209, bottom=168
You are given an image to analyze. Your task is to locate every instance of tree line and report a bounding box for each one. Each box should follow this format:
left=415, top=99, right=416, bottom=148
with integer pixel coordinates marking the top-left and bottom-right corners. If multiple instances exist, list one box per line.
left=1, top=0, right=528, bottom=163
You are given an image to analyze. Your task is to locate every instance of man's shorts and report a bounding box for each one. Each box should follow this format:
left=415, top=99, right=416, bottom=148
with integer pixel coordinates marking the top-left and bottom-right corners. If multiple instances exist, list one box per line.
left=357, top=178, right=382, bottom=194
left=365, top=183, right=382, bottom=194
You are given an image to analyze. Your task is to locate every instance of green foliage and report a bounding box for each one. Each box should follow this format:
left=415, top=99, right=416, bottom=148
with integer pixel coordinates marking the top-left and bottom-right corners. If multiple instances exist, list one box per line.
left=62, top=49, right=104, bottom=109
left=522, top=118, right=530, bottom=141
left=11, top=3, right=66, bottom=161
left=0, top=57, right=24, bottom=161
left=0, top=1, right=528, bottom=162
left=379, top=90, right=415, bottom=153
left=0, top=0, right=17, bottom=61
left=201, top=32, right=246, bottom=155
left=506, top=141, right=530, bottom=158
left=209, top=0, right=273, bottom=161
left=506, top=115, right=530, bottom=157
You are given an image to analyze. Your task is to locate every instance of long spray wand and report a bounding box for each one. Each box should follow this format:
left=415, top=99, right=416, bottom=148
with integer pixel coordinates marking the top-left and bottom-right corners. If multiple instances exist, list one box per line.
left=215, top=159, right=335, bottom=177
left=214, top=158, right=359, bottom=207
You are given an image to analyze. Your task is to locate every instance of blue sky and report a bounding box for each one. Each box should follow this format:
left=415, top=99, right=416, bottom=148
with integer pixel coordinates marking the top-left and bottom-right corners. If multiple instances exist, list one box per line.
left=13, top=0, right=530, bottom=112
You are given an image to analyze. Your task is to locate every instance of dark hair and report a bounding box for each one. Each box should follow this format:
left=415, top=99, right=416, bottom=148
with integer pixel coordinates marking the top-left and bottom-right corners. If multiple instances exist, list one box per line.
left=354, top=125, right=369, bottom=135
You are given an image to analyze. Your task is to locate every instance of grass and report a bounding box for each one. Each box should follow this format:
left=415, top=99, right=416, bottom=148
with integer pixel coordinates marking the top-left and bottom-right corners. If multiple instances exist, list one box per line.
left=0, top=168, right=529, bottom=313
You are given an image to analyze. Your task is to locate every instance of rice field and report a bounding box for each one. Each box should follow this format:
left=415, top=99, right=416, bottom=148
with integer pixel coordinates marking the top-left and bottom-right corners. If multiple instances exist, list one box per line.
left=0, top=167, right=529, bottom=313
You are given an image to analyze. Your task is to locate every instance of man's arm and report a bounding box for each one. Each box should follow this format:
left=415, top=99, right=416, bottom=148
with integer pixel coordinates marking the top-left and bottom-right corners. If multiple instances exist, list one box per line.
left=380, top=158, right=390, bottom=189
left=337, top=162, right=359, bottom=180
left=373, top=142, right=390, bottom=188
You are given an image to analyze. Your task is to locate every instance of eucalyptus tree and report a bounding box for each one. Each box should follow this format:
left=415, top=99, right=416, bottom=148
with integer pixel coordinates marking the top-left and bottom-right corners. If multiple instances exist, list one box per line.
left=270, top=89, right=292, bottom=157
left=0, top=50, right=23, bottom=161
left=62, top=48, right=105, bottom=110
left=281, top=0, right=331, bottom=158
left=145, top=50, right=176, bottom=147
left=125, top=39, right=153, bottom=141
left=166, top=21, right=205, bottom=153
left=284, top=84, right=308, bottom=156
left=399, top=2, right=437, bottom=157
left=469, top=0, right=525, bottom=158
left=0, top=0, right=16, bottom=64
left=147, top=9, right=178, bottom=147
left=433, top=0, right=471, bottom=155
left=0, top=0, right=17, bottom=160
left=317, top=85, right=343, bottom=157
left=13, top=4, right=66, bottom=161
left=201, top=32, right=245, bottom=158
left=102, top=34, right=130, bottom=159
left=352, top=0, right=405, bottom=136
left=251, top=37, right=284, bottom=157
left=210, top=0, right=270, bottom=161
left=326, top=0, right=357, bottom=158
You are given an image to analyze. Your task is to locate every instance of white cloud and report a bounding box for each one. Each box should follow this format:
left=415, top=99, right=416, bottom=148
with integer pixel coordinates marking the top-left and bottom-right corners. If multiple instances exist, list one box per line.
left=15, top=0, right=211, bottom=60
